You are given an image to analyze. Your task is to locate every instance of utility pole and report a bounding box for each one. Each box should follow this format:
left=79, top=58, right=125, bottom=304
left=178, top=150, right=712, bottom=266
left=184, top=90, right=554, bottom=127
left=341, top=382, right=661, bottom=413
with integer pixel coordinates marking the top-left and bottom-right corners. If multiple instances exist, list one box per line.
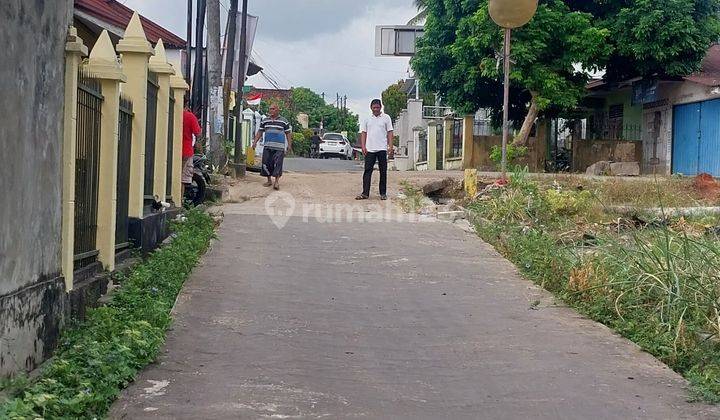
left=186, top=0, right=193, bottom=84
left=223, top=0, right=239, bottom=152
left=191, top=0, right=206, bottom=117
left=233, top=0, right=249, bottom=177
left=207, top=0, right=224, bottom=169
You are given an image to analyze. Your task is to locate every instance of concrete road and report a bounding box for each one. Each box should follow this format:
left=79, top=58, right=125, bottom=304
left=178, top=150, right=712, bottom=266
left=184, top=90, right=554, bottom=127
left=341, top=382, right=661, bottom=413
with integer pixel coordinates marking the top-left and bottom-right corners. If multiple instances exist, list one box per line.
left=111, top=172, right=719, bottom=419
left=283, top=157, right=363, bottom=173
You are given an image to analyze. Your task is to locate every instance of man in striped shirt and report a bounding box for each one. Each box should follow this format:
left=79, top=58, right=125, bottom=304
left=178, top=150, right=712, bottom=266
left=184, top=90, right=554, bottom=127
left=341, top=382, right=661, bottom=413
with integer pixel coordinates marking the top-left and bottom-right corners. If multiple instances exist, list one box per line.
left=252, top=103, right=293, bottom=190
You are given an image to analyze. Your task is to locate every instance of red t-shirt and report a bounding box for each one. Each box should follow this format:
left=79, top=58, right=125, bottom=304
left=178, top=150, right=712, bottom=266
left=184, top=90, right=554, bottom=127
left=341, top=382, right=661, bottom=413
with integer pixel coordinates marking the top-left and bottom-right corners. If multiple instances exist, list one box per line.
left=183, top=110, right=201, bottom=158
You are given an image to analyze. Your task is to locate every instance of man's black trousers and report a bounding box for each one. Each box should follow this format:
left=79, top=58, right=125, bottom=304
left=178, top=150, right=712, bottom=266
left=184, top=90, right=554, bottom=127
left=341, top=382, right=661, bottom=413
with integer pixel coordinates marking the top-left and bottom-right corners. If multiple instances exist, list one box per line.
left=362, top=150, right=387, bottom=197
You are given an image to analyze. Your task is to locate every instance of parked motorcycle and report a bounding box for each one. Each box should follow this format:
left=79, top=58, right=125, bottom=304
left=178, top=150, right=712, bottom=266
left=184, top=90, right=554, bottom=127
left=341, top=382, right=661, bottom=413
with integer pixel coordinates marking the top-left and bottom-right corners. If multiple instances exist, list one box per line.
left=184, top=153, right=211, bottom=206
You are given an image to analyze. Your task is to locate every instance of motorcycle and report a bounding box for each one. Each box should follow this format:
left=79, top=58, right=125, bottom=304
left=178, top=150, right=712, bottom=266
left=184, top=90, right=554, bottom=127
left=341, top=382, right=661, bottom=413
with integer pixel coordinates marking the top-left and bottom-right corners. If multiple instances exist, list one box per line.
left=184, top=153, right=211, bottom=206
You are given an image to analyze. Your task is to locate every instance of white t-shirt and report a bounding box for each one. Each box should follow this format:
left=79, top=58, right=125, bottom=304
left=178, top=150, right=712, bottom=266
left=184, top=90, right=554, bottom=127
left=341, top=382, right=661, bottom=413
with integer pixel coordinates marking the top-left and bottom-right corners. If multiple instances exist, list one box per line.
left=361, top=113, right=394, bottom=152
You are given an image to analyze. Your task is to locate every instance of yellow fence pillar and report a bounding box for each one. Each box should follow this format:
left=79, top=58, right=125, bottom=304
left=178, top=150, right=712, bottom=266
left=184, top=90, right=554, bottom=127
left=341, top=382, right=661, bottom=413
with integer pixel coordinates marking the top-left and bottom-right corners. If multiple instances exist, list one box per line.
left=170, top=73, right=190, bottom=204
left=62, top=27, right=88, bottom=290
left=462, top=115, right=474, bottom=169
left=443, top=117, right=453, bottom=168
left=149, top=40, right=175, bottom=201
left=427, top=121, right=438, bottom=170
left=117, top=12, right=154, bottom=218
left=86, top=30, right=127, bottom=272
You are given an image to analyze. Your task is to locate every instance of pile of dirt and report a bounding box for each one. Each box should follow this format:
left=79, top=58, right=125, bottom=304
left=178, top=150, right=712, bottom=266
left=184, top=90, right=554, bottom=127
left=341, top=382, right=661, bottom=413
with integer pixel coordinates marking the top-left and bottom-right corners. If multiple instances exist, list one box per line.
left=692, top=173, right=720, bottom=200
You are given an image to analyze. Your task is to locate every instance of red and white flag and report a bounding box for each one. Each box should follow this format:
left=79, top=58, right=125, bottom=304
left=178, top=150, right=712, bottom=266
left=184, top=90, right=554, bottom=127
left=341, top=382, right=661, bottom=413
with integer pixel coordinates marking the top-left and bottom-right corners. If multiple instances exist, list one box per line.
left=246, top=93, right=262, bottom=106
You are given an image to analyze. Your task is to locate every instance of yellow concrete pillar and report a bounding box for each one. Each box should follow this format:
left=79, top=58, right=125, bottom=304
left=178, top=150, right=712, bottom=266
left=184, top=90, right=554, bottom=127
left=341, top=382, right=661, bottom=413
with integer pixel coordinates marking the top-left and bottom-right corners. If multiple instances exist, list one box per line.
left=62, top=27, right=88, bottom=290
left=149, top=40, right=175, bottom=201
left=86, top=30, right=127, bottom=272
left=116, top=12, right=154, bottom=218
left=170, top=73, right=189, bottom=204
left=462, top=115, right=474, bottom=169
left=427, top=121, right=438, bottom=170
left=443, top=117, right=453, bottom=168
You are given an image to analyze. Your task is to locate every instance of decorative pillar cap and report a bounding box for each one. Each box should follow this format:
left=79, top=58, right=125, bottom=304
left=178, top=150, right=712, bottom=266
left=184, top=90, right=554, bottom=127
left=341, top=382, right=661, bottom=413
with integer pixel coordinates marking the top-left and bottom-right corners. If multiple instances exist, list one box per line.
left=170, top=72, right=190, bottom=91
left=116, top=12, right=154, bottom=55
left=86, top=30, right=127, bottom=82
left=65, top=26, right=88, bottom=56
left=149, top=39, right=175, bottom=75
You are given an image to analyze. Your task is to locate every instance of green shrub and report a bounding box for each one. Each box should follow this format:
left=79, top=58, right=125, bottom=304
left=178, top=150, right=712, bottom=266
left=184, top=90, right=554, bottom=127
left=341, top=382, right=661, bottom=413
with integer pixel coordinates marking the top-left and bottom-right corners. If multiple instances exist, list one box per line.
left=0, top=210, right=215, bottom=419
left=543, top=189, right=594, bottom=216
left=489, top=144, right=528, bottom=166
left=291, top=132, right=309, bottom=157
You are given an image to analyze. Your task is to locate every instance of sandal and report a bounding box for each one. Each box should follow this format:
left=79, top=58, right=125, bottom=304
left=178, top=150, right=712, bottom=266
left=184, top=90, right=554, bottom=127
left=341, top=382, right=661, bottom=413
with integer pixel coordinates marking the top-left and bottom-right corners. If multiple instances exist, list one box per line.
left=273, top=183, right=280, bottom=190
left=263, top=181, right=272, bottom=187
left=355, top=194, right=369, bottom=200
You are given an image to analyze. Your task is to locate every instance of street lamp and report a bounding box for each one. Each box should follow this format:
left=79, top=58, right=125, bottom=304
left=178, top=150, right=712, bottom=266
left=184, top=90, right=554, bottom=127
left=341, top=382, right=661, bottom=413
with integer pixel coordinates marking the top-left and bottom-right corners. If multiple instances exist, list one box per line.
left=488, top=0, right=537, bottom=181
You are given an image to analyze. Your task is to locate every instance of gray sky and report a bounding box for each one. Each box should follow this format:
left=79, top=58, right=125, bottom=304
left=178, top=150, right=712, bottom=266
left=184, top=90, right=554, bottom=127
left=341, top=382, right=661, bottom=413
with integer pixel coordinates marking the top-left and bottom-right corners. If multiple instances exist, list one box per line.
left=121, top=0, right=417, bottom=116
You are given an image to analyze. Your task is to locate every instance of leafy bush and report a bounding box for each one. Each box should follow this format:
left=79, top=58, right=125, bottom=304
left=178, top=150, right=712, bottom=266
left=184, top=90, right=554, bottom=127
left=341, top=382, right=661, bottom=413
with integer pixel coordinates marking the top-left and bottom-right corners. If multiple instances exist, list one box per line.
left=489, top=144, right=528, bottom=166
left=291, top=132, right=309, bottom=157
left=544, top=189, right=594, bottom=216
left=0, top=210, right=215, bottom=419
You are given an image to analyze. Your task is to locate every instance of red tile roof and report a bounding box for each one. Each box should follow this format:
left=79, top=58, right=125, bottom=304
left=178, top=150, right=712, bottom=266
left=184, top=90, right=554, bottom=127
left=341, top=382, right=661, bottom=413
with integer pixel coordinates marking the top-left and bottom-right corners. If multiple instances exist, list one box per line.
left=685, top=44, right=720, bottom=87
left=75, top=0, right=186, bottom=49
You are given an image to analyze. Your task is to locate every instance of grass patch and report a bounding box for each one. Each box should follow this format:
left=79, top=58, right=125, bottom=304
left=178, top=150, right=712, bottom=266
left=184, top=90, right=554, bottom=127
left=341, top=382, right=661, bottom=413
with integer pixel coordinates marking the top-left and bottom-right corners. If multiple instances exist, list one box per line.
left=0, top=209, right=216, bottom=419
left=467, top=170, right=720, bottom=402
left=398, top=181, right=428, bottom=213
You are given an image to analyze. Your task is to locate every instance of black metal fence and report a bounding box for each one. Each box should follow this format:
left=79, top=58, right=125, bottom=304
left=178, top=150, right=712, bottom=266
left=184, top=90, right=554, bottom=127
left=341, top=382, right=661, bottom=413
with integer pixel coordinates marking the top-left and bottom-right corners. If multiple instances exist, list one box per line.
left=450, top=119, right=463, bottom=158
left=436, top=124, right=444, bottom=169
left=144, top=71, right=159, bottom=203
left=473, top=119, right=493, bottom=136
left=116, top=96, right=133, bottom=250
left=166, top=96, right=175, bottom=200
left=584, top=113, right=642, bottom=141
left=417, top=130, right=427, bottom=163
left=74, top=72, right=103, bottom=269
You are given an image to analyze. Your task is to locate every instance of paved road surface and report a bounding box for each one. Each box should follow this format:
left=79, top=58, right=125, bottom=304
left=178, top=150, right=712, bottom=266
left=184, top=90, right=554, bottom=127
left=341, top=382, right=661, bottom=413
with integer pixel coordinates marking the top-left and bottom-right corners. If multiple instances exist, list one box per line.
left=111, top=172, right=718, bottom=419
left=283, top=157, right=362, bottom=173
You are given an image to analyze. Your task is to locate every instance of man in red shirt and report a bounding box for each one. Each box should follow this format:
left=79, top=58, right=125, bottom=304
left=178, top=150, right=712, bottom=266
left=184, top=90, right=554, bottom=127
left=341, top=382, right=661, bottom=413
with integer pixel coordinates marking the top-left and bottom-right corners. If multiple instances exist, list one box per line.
left=182, top=103, right=202, bottom=192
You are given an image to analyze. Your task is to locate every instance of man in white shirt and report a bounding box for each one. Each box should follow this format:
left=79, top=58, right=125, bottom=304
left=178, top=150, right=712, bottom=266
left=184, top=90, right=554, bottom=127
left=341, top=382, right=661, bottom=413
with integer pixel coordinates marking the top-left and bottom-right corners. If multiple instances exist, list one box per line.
left=356, top=99, right=394, bottom=200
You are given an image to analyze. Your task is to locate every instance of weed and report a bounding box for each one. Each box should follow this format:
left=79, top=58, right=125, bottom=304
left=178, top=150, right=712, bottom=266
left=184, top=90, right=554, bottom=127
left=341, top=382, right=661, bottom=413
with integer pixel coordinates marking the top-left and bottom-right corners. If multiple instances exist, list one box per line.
left=0, top=209, right=215, bottom=419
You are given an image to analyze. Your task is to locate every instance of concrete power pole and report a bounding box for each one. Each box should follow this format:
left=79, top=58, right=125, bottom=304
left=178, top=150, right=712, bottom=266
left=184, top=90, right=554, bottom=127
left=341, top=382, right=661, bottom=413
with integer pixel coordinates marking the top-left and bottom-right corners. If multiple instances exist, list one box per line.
left=233, top=0, right=249, bottom=178
left=206, top=0, right=225, bottom=169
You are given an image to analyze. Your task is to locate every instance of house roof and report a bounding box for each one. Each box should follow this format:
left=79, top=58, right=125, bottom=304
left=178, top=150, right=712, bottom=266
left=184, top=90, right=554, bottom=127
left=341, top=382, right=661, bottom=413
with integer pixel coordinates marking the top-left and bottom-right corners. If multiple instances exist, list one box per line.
left=685, top=44, right=720, bottom=87
left=75, top=0, right=186, bottom=49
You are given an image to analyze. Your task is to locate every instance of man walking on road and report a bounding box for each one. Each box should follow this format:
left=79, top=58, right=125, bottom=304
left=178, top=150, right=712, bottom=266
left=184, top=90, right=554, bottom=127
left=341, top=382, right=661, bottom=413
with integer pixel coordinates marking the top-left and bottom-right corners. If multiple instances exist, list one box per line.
left=356, top=99, right=394, bottom=200
left=253, top=103, right=293, bottom=190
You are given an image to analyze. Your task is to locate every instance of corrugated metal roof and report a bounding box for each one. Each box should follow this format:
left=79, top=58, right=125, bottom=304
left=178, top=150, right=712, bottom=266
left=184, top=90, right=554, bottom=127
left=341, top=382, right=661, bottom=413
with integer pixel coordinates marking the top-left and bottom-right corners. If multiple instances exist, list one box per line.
left=685, top=44, right=720, bottom=87
left=75, top=0, right=186, bottom=49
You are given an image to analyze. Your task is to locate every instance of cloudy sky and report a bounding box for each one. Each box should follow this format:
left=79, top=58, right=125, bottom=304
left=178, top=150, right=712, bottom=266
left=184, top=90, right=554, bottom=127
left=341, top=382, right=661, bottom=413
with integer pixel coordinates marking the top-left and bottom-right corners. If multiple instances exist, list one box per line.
left=121, top=0, right=418, bottom=116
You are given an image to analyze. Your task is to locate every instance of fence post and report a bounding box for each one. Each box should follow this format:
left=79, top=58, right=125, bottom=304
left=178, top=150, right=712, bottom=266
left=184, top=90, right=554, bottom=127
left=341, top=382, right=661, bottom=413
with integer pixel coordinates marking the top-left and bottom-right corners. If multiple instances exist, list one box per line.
left=116, top=12, right=154, bottom=218
left=170, top=73, right=190, bottom=205
left=427, top=121, right=437, bottom=170
left=462, top=115, right=474, bottom=169
left=62, top=27, right=88, bottom=290
left=443, top=116, right=453, bottom=168
left=86, top=30, right=127, bottom=271
left=149, top=40, right=175, bottom=201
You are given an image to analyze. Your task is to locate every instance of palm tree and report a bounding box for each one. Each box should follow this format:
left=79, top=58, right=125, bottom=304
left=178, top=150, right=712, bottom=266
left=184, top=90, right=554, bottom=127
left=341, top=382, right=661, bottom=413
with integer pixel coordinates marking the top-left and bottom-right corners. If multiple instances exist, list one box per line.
left=407, top=0, right=427, bottom=25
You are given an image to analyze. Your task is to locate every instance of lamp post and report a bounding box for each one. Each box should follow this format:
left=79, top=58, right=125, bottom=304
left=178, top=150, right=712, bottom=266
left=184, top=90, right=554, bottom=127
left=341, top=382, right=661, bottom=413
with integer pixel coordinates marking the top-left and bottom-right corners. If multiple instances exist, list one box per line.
left=488, top=0, right=537, bottom=181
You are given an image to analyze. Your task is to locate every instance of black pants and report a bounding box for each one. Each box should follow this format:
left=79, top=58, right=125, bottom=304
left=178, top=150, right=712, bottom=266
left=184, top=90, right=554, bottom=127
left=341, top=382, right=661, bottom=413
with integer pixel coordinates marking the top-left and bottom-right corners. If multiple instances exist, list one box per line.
left=362, top=150, right=387, bottom=196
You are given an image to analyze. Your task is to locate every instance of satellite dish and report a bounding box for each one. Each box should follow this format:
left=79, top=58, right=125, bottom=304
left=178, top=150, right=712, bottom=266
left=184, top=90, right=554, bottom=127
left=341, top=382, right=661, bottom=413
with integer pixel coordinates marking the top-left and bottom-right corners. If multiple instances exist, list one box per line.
left=488, top=0, right=538, bottom=29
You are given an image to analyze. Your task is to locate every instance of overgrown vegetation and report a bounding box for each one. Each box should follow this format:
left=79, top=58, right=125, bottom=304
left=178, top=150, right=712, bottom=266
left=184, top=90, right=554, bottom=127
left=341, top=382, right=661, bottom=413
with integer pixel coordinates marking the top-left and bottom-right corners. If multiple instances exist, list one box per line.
left=466, top=169, right=720, bottom=401
left=0, top=210, right=216, bottom=419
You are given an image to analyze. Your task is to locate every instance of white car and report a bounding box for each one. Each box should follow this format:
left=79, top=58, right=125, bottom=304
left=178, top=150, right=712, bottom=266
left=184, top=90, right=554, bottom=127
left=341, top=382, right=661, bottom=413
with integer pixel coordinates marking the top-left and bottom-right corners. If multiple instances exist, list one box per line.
left=319, top=133, right=353, bottom=160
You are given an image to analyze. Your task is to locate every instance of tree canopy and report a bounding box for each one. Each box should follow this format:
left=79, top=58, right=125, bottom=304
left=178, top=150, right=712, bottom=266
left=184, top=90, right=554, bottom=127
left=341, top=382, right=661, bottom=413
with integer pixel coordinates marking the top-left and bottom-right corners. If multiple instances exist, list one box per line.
left=411, top=0, right=720, bottom=144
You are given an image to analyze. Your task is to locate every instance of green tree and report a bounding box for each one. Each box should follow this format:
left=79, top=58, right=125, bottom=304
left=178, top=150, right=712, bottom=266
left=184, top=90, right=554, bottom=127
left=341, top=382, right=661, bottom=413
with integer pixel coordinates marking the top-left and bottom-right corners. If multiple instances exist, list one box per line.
left=381, top=82, right=407, bottom=121
left=413, top=0, right=609, bottom=146
left=571, top=0, right=720, bottom=82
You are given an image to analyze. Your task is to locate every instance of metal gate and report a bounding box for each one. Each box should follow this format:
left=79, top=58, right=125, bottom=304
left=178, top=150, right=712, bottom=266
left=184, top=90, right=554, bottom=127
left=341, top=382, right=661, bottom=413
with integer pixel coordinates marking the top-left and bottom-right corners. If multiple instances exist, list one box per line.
left=673, top=99, right=720, bottom=176
left=166, top=96, right=175, bottom=200
left=144, top=71, right=159, bottom=204
left=418, top=130, right=427, bottom=162
left=74, top=73, right=103, bottom=269
left=451, top=119, right=462, bottom=158
left=436, top=124, right=444, bottom=169
left=116, top=96, right=133, bottom=250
